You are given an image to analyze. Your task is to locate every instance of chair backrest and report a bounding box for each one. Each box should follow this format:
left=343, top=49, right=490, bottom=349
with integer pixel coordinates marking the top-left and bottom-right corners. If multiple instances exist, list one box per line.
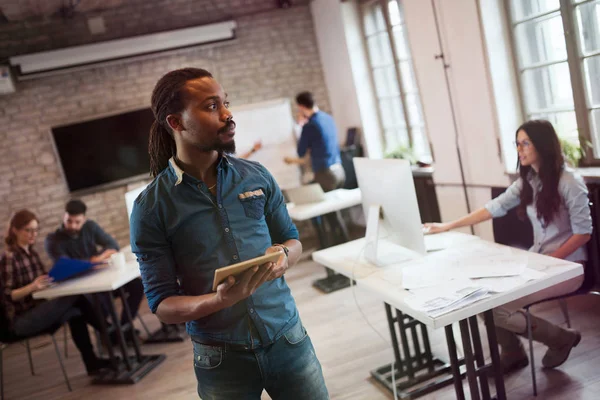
left=583, top=196, right=600, bottom=290
left=490, top=187, right=534, bottom=250
left=0, top=279, right=16, bottom=343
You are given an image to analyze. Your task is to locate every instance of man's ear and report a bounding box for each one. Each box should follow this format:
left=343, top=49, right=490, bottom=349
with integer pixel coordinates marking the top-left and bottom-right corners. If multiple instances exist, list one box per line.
left=166, top=114, right=184, bottom=133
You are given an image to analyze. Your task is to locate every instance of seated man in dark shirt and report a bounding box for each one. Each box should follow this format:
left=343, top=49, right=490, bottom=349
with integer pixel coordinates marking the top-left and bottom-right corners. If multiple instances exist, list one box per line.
left=45, top=200, right=144, bottom=341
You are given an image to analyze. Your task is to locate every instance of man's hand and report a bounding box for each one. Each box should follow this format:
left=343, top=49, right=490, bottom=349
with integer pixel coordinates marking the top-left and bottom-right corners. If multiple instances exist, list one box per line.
left=215, top=263, right=274, bottom=308
left=265, top=246, right=288, bottom=280
left=30, top=275, right=53, bottom=292
left=91, top=249, right=118, bottom=263
left=296, top=112, right=308, bottom=126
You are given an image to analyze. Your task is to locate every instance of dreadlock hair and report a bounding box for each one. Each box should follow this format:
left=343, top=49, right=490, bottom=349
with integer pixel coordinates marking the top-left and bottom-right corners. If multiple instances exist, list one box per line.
left=149, top=68, right=214, bottom=177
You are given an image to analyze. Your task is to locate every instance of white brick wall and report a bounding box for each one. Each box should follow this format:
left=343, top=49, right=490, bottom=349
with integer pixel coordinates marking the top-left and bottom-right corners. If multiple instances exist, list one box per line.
left=0, top=1, right=329, bottom=263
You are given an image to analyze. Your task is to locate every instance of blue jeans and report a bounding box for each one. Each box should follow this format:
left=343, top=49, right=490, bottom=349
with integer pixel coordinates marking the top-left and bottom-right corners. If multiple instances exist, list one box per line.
left=192, top=320, right=329, bottom=400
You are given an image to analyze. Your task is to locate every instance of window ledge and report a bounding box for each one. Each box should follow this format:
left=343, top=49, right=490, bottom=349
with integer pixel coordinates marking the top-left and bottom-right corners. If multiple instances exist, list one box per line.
left=505, top=167, right=600, bottom=182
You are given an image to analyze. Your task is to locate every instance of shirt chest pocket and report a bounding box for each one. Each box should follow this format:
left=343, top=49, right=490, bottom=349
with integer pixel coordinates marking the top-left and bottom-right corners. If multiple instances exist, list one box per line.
left=238, top=189, right=266, bottom=220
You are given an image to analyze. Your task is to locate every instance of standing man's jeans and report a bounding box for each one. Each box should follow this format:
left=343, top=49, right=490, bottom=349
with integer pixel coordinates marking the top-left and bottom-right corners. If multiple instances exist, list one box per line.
left=192, top=320, right=329, bottom=400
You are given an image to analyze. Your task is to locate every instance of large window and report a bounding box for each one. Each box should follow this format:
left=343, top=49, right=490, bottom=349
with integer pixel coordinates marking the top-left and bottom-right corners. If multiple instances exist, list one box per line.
left=361, top=0, right=431, bottom=161
left=507, top=0, right=600, bottom=163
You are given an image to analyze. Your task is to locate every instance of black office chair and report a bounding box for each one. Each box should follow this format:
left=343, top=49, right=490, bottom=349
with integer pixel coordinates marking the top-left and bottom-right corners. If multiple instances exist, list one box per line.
left=523, top=200, right=600, bottom=396
left=0, top=302, right=73, bottom=399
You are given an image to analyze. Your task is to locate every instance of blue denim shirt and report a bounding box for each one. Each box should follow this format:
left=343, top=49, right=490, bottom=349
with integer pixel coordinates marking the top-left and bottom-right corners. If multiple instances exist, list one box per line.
left=297, top=111, right=342, bottom=172
left=130, top=156, right=300, bottom=346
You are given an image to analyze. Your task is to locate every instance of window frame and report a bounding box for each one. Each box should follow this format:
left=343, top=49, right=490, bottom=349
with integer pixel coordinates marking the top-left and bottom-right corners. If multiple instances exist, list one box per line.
left=359, top=0, right=430, bottom=158
left=505, top=0, right=598, bottom=165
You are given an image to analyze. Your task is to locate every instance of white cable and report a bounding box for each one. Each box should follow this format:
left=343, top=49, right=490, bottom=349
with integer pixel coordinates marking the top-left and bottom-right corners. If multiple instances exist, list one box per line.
left=349, top=244, right=399, bottom=400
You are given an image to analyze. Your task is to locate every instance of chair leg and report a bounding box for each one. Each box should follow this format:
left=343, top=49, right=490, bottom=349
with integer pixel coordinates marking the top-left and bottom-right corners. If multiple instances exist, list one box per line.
left=25, top=340, right=35, bottom=376
left=94, top=329, right=104, bottom=357
left=526, top=308, right=537, bottom=397
left=559, top=299, right=571, bottom=328
left=1, top=345, right=4, bottom=400
left=137, top=314, right=152, bottom=338
left=50, top=335, right=72, bottom=392
left=63, top=324, right=69, bottom=359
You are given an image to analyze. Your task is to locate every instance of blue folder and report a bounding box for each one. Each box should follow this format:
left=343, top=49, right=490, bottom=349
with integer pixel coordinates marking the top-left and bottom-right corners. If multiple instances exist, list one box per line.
left=48, top=257, right=99, bottom=282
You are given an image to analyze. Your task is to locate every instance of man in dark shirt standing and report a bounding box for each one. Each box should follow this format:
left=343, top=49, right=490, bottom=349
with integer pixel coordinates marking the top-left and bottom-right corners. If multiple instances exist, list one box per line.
left=130, top=68, right=328, bottom=399
left=285, top=91, right=345, bottom=192
left=45, top=200, right=144, bottom=335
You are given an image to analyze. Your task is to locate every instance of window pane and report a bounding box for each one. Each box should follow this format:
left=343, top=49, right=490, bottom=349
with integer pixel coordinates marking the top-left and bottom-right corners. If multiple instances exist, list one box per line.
left=373, top=66, right=401, bottom=98
left=406, top=93, right=423, bottom=126
left=392, top=25, right=410, bottom=60
left=529, top=111, right=579, bottom=143
left=379, top=97, right=406, bottom=129
left=363, top=4, right=386, bottom=36
left=514, top=13, right=567, bottom=67
left=510, top=0, right=560, bottom=22
left=411, top=127, right=432, bottom=162
left=584, top=56, right=600, bottom=108
left=367, top=33, right=394, bottom=68
left=575, top=1, right=600, bottom=55
left=384, top=128, right=409, bottom=151
left=399, top=61, right=418, bottom=93
left=522, top=62, right=574, bottom=112
left=384, top=129, right=400, bottom=152
left=388, top=0, right=403, bottom=26
left=592, top=109, right=600, bottom=155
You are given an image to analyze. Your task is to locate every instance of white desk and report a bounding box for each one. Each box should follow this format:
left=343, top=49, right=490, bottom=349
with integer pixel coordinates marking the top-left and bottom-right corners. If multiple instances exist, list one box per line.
left=34, top=261, right=165, bottom=385
left=287, top=188, right=362, bottom=293
left=287, top=188, right=362, bottom=221
left=34, top=262, right=140, bottom=300
left=312, top=232, right=583, bottom=400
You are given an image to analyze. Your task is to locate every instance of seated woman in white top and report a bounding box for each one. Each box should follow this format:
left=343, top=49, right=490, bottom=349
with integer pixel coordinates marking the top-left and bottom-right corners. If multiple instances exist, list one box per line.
left=425, top=120, right=592, bottom=373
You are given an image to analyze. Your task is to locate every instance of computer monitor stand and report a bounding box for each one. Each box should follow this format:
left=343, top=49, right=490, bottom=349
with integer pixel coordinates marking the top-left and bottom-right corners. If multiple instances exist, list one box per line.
left=364, top=205, right=423, bottom=267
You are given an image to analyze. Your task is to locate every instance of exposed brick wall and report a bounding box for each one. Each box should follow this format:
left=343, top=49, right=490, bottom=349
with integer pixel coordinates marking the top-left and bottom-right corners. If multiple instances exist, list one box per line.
left=0, top=1, right=329, bottom=263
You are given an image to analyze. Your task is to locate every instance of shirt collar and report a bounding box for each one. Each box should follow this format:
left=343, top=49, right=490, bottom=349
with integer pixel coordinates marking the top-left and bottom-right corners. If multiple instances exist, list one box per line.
left=168, top=155, right=234, bottom=186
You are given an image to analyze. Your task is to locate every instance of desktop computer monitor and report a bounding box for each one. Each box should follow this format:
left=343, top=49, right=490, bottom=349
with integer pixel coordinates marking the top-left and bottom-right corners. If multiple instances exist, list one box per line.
left=353, top=158, right=426, bottom=266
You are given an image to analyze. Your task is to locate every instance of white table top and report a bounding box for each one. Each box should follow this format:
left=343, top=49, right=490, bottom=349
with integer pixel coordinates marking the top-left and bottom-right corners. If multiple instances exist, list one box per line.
left=287, top=188, right=362, bottom=221
left=312, top=232, right=583, bottom=329
left=33, top=261, right=141, bottom=300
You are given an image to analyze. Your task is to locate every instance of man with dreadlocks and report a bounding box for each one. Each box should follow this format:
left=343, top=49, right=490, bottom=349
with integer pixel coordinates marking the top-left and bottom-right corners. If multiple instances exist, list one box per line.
left=130, top=68, right=328, bottom=399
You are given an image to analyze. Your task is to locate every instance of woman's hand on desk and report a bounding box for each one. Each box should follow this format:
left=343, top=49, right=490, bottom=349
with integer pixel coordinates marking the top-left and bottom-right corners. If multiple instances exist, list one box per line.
left=215, top=264, right=274, bottom=307
left=423, top=222, right=452, bottom=235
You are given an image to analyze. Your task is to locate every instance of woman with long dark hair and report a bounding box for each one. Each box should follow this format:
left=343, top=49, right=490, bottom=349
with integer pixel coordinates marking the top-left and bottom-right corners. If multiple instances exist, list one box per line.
left=425, top=120, right=592, bottom=373
left=0, top=210, right=110, bottom=375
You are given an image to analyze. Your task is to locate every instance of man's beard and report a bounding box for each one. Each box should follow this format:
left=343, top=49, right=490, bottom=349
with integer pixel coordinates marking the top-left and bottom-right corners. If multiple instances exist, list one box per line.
left=194, top=139, right=236, bottom=154
left=193, top=120, right=237, bottom=154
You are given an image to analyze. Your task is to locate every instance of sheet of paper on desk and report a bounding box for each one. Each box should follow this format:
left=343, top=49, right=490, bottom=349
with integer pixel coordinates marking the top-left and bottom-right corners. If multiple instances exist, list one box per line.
left=406, top=280, right=490, bottom=317
left=456, top=255, right=528, bottom=278
left=394, top=262, right=455, bottom=289
left=472, top=267, right=546, bottom=292
left=424, top=231, right=479, bottom=252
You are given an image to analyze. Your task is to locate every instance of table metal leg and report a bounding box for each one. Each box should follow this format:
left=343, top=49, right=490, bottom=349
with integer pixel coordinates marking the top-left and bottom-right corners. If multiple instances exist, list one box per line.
left=469, top=316, right=491, bottom=400
left=445, top=325, right=465, bottom=400
left=91, top=291, right=166, bottom=385
left=371, top=305, right=457, bottom=399
left=118, top=287, right=142, bottom=362
left=92, top=293, right=119, bottom=371
left=106, top=292, right=132, bottom=371
left=459, top=319, right=481, bottom=400
left=483, top=310, right=507, bottom=400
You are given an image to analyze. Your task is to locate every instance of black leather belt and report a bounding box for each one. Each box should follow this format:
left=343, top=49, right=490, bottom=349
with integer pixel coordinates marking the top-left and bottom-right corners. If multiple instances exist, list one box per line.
left=191, top=337, right=253, bottom=351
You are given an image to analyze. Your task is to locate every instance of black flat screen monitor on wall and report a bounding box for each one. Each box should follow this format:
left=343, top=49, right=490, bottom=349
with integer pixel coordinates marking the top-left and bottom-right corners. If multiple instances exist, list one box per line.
left=51, top=108, right=153, bottom=193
